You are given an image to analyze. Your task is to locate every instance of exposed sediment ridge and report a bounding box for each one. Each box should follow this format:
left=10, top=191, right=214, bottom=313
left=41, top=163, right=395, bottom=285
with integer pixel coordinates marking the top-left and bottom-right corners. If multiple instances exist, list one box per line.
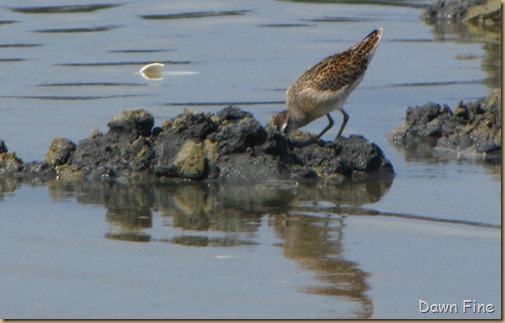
left=390, top=90, right=501, bottom=162
left=0, top=106, right=394, bottom=183
left=422, top=0, right=501, bottom=29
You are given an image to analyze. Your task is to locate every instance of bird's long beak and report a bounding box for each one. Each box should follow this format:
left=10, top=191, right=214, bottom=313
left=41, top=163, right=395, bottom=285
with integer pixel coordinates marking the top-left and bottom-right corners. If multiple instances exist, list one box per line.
left=270, top=110, right=288, bottom=133
left=280, top=122, right=288, bottom=134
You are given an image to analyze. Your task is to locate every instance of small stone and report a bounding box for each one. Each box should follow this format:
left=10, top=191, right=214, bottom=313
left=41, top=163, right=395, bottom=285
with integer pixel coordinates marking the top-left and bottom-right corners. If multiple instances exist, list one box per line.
left=89, top=130, right=103, bottom=140
left=454, top=101, right=469, bottom=120
left=152, top=127, right=163, bottom=137
left=44, top=137, right=76, bottom=166
left=209, top=117, right=267, bottom=155
left=336, top=135, right=387, bottom=173
left=0, top=140, right=7, bottom=154
left=23, top=161, right=55, bottom=177
left=0, top=152, right=23, bottom=173
left=170, top=110, right=217, bottom=141
left=215, top=105, right=253, bottom=121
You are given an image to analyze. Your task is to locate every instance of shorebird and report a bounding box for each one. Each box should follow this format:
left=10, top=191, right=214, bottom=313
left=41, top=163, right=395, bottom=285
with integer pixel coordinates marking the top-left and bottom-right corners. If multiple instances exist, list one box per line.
left=272, top=28, right=383, bottom=140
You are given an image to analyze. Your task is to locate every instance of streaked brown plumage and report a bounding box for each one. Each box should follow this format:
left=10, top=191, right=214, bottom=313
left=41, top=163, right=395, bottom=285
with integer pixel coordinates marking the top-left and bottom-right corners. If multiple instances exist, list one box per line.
left=272, top=28, right=383, bottom=140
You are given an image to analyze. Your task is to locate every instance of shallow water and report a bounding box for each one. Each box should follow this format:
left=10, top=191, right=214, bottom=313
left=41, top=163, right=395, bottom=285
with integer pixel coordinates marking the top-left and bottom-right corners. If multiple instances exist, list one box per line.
left=0, top=0, right=501, bottom=319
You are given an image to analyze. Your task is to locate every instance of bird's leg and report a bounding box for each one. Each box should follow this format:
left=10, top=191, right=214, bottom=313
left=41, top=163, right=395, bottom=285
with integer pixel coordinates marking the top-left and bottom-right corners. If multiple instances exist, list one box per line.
left=335, top=109, right=349, bottom=140
left=316, top=114, right=334, bottom=140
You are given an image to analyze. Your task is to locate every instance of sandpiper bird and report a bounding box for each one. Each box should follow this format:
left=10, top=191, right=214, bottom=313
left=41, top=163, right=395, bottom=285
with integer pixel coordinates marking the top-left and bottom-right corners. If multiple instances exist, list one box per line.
left=272, top=28, right=383, bottom=140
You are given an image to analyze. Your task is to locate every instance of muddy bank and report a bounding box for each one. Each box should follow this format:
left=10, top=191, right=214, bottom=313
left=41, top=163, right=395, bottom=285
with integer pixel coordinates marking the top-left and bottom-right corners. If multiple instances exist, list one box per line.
left=422, top=0, right=501, bottom=30
left=390, top=90, right=501, bottom=162
left=0, top=106, right=394, bottom=183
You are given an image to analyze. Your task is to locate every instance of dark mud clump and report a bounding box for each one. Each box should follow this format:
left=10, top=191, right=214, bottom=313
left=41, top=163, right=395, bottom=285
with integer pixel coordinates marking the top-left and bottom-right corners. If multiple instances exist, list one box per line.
left=0, top=106, right=394, bottom=183
left=69, top=109, right=155, bottom=180
left=390, top=90, right=501, bottom=162
left=422, top=0, right=486, bottom=21
left=0, top=140, right=23, bottom=174
left=422, top=0, right=501, bottom=30
left=0, top=139, right=55, bottom=178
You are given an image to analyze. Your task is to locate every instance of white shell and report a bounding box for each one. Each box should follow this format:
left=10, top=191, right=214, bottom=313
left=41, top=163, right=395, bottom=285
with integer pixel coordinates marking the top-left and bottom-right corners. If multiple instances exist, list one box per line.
left=139, top=62, right=164, bottom=80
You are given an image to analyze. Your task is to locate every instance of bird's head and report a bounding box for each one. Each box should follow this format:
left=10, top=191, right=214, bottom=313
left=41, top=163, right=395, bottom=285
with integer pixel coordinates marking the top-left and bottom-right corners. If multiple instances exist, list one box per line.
left=270, top=110, right=294, bottom=135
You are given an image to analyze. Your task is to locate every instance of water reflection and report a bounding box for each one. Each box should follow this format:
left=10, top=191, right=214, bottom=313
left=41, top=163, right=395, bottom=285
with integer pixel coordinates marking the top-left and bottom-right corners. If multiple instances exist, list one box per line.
left=0, top=177, right=18, bottom=202
left=273, top=212, right=372, bottom=317
left=425, top=16, right=501, bottom=90
left=42, top=178, right=382, bottom=318
left=1, top=177, right=394, bottom=236
left=0, top=176, right=391, bottom=317
left=391, top=142, right=502, bottom=165
left=390, top=142, right=502, bottom=185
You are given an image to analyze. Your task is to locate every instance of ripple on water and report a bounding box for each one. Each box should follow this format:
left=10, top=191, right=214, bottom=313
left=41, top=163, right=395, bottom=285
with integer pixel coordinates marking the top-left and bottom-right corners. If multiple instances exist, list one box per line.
left=55, top=60, right=191, bottom=66
left=9, top=4, right=122, bottom=14
left=0, top=43, right=42, bottom=48
left=140, top=10, right=252, bottom=20
left=34, top=25, right=121, bottom=33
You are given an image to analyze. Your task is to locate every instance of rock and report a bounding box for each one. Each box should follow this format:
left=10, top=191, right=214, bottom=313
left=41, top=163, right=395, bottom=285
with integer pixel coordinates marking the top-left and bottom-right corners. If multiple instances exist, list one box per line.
left=390, top=90, right=501, bottom=161
left=163, top=110, right=217, bottom=141
left=215, top=105, right=253, bottom=121
left=261, top=124, right=290, bottom=156
left=0, top=141, right=23, bottom=174
left=55, top=164, right=85, bottom=181
left=0, top=139, right=56, bottom=178
left=22, top=161, right=55, bottom=177
left=291, top=135, right=393, bottom=179
left=107, top=109, right=154, bottom=137
left=208, top=117, right=267, bottom=155
left=153, top=110, right=215, bottom=178
left=71, top=110, right=155, bottom=179
left=213, top=151, right=288, bottom=182
left=464, top=0, right=502, bottom=27
left=0, top=140, right=7, bottom=154
left=401, top=103, right=458, bottom=139
left=422, top=0, right=501, bottom=31
left=0, top=151, right=23, bottom=174
left=44, top=137, right=76, bottom=166
left=336, top=135, right=393, bottom=174
left=172, top=141, right=207, bottom=180
left=422, top=0, right=486, bottom=22
left=0, top=106, right=394, bottom=183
